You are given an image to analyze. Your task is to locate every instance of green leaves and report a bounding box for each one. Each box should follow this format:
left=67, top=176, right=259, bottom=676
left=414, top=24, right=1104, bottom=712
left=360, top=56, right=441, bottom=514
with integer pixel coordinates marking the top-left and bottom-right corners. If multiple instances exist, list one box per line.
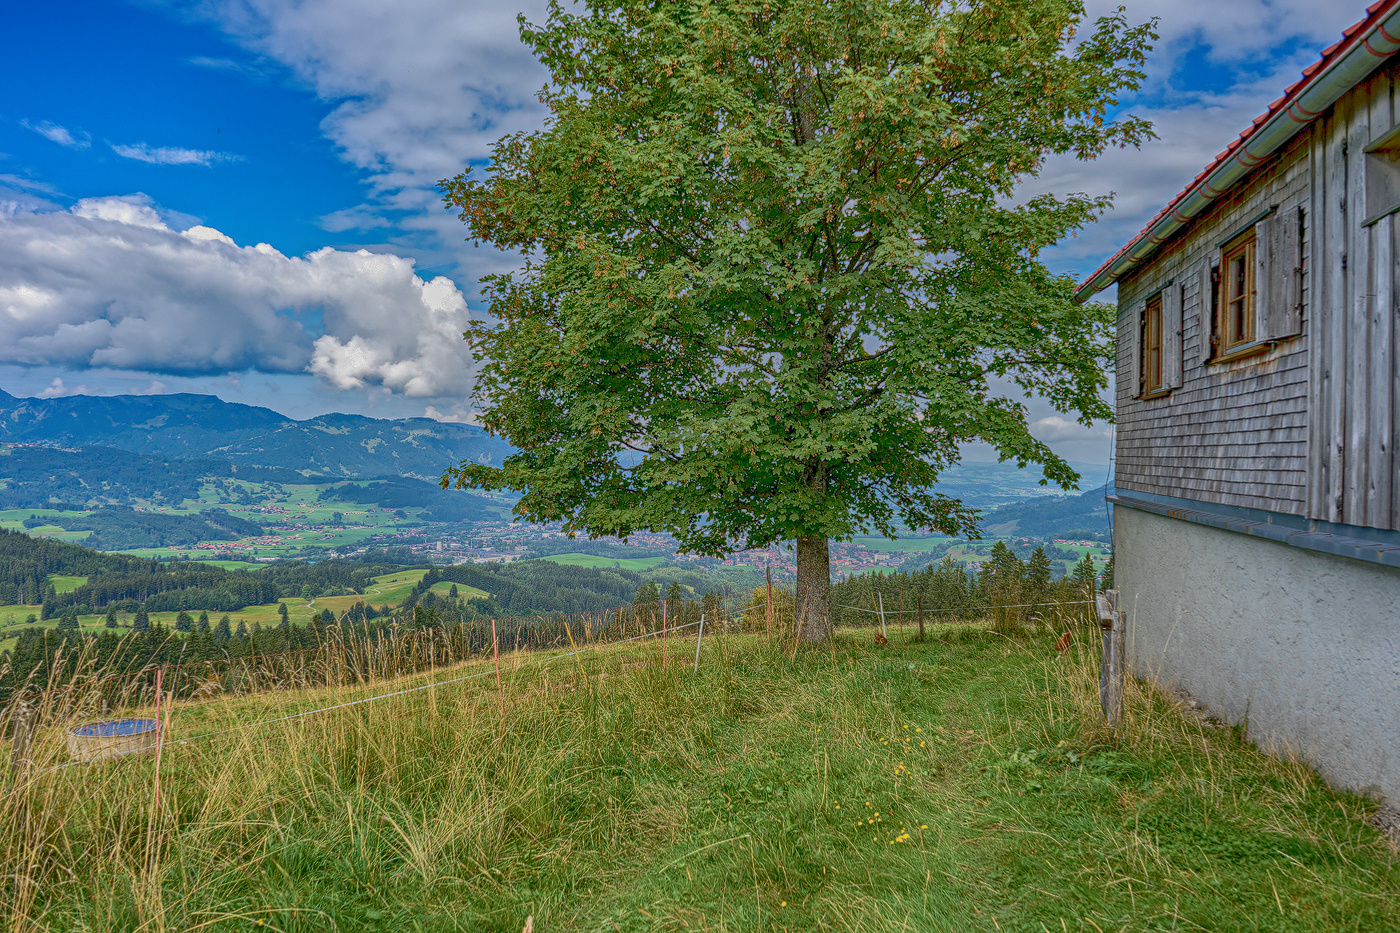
left=442, top=0, right=1151, bottom=556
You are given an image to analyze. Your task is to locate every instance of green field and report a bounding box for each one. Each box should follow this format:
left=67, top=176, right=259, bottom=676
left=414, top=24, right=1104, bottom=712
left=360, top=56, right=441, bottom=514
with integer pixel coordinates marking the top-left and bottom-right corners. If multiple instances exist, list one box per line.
left=0, top=568, right=446, bottom=649
left=849, top=535, right=954, bottom=553
left=45, top=574, right=88, bottom=594
left=427, top=580, right=490, bottom=600
left=539, top=552, right=669, bottom=570
left=4, top=628, right=1395, bottom=929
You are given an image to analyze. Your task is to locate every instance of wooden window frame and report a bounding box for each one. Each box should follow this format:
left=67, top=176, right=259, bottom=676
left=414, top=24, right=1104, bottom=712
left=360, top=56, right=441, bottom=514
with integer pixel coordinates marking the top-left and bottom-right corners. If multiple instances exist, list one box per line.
left=1214, top=229, right=1257, bottom=359
left=1139, top=293, right=1165, bottom=398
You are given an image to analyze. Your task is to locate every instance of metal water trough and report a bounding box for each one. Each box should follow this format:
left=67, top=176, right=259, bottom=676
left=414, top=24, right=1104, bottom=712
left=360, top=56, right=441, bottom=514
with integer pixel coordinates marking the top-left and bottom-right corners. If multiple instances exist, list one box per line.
left=66, top=718, right=161, bottom=762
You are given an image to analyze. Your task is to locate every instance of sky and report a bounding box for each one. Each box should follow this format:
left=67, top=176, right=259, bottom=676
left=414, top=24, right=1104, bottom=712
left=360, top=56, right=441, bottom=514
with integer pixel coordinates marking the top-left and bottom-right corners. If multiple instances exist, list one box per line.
left=0, top=0, right=1369, bottom=464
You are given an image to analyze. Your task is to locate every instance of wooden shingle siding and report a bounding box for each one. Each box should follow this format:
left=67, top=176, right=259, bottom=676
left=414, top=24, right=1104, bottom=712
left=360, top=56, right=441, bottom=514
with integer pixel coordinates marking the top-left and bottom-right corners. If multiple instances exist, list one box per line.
left=1118, top=54, right=1400, bottom=534
left=1116, top=122, right=1314, bottom=516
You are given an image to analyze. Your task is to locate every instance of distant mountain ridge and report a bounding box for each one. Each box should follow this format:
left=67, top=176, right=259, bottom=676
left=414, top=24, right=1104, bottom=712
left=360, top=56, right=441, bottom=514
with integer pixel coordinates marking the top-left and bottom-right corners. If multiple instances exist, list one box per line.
left=980, top=484, right=1110, bottom=538
left=0, top=388, right=513, bottom=479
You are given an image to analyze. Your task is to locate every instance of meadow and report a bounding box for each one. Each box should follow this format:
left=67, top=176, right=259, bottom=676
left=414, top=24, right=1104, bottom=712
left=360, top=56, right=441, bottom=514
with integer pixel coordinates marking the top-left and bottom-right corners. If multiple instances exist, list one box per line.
left=0, top=569, right=442, bottom=650
left=2, top=616, right=1395, bottom=931
left=539, top=552, right=670, bottom=571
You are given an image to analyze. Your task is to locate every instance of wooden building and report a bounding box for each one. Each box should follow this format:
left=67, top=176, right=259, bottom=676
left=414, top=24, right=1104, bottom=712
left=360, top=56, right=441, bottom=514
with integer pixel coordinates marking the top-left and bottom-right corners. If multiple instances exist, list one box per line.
left=1078, top=1, right=1400, bottom=802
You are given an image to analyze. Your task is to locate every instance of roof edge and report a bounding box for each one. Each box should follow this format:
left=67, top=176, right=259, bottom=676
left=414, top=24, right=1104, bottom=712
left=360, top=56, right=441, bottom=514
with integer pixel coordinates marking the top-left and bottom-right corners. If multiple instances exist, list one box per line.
left=1075, top=0, right=1400, bottom=302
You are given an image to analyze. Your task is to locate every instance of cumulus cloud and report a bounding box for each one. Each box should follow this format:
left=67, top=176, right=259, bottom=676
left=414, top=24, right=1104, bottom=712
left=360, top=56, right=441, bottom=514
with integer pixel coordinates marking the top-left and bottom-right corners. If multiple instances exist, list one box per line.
left=22, top=119, right=90, bottom=149
left=0, top=195, right=475, bottom=396
left=1030, top=416, right=1114, bottom=444
left=110, top=142, right=240, bottom=166
left=174, top=0, right=550, bottom=242
left=36, top=377, right=90, bottom=398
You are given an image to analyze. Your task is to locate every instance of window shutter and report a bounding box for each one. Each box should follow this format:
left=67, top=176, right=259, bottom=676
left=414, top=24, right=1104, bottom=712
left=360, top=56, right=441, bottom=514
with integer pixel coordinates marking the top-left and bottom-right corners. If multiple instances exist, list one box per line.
left=1258, top=207, right=1303, bottom=340
left=1162, top=282, right=1183, bottom=389
left=1128, top=300, right=1143, bottom=399
left=1197, top=258, right=1215, bottom=364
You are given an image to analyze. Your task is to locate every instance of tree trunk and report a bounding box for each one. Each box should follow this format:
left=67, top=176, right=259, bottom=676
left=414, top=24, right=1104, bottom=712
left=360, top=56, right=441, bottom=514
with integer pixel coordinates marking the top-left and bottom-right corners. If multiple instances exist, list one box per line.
left=795, top=534, right=831, bottom=643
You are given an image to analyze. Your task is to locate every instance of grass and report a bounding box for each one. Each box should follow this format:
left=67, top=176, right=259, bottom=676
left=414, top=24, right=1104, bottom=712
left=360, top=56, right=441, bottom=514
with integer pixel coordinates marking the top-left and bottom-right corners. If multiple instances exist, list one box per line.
left=538, top=552, right=669, bottom=570
left=427, top=581, right=491, bottom=600
left=43, top=575, right=87, bottom=595
left=2, top=617, right=1395, bottom=932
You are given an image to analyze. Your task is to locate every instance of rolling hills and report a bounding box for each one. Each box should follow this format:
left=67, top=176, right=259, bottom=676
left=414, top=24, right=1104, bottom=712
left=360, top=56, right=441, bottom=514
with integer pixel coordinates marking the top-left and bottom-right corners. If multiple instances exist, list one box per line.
left=0, top=387, right=512, bottom=479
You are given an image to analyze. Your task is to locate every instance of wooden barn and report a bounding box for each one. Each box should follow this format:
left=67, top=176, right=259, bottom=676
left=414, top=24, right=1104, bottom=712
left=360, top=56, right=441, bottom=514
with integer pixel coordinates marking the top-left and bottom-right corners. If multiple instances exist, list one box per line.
left=1078, top=1, right=1400, bottom=801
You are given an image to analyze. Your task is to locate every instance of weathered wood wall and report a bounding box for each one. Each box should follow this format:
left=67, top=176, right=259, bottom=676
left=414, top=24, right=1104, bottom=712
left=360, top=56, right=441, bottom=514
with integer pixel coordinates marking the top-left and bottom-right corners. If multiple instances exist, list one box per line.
left=1116, top=56, right=1399, bottom=534
left=1307, top=64, right=1400, bottom=531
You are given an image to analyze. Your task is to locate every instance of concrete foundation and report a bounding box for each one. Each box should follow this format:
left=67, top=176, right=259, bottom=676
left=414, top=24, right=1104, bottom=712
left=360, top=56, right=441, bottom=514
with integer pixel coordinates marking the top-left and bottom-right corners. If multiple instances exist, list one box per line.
left=1115, top=504, right=1400, bottom=802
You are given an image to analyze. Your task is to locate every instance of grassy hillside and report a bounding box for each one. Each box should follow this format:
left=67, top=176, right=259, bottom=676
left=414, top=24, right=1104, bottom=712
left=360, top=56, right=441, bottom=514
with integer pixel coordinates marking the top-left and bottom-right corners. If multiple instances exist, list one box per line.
left=4, top=626, right=1395, bottom=930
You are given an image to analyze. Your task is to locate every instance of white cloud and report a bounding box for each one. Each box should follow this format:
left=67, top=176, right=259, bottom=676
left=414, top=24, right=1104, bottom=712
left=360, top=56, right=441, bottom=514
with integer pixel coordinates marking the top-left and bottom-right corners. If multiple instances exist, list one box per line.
left=423, top=404, right=477, bottom=424
left=36, top=377, right=89, bottom=398
left=0, top=195, right=476, bottom=397
left=1030, top=415, right=1113, bottom=444
left=176, top=0, right=551, bottom=248
left=110, top=142, right=241, bottom=166
left=22, top=120, right=90, bottom=149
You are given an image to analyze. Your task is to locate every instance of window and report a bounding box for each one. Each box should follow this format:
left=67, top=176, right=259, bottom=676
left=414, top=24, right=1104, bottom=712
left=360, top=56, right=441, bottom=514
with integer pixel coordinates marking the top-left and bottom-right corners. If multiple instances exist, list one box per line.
left=1365, top=124, right=1400, bottom=225
left=1140, top=293, right=1163, bottom=396
left=1216, top=230, right=1256, bottom=356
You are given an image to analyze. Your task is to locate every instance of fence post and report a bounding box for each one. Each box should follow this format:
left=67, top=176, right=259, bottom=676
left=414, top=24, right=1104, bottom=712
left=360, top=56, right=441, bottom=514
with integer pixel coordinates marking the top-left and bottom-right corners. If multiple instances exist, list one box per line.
left=875, top=592, right=888, bottom=641
left=1095, top=590, right=1124, bottom=725
left=694, top=613, right=705, bottom=673
left=765, top=566, right=774, bottom=641
left=8, top=699, right=36, bottom=783
left=491, top=617, right=504, bottom=716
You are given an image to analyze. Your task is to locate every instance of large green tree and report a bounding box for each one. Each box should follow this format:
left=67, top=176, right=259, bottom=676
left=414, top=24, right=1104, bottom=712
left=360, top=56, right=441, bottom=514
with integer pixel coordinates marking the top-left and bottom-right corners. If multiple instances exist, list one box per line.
left=442, top=0, right=1152, bottom=641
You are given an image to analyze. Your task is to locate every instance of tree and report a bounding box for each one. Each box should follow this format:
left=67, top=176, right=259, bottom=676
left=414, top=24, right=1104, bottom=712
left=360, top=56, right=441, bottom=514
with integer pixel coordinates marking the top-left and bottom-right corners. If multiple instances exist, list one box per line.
left=1100, top=554, right=1114, bottom=591
left=442, top=0, right=1152, bottom=641
left=132, top=605, right=150, bottom=633
left=175, top=610, right=194, bottom=633
left=1025, top=546, right=1052, bottom=591
left=105, top=606, right=119, bottom=629
left=214, top=615, right=232, bottom=641
left=57, top=610, right=79, bottom=631
left=235, top=620, right=248, bottom=639
left=1071, top=552, right=1098, bottom=595
left=449, top=583, right=459, bottom=599
left=197, top=611, right=210, bottom=634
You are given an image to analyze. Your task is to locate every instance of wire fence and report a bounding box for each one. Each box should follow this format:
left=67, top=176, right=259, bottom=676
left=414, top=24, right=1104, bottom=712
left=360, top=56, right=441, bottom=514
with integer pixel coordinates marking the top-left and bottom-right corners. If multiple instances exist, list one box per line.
left=31, top=618, right=705, bottom=776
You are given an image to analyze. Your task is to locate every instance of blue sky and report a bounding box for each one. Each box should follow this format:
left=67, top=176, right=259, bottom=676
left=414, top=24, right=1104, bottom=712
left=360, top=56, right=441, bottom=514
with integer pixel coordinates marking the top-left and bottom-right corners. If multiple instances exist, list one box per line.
left=0, top=0, right=1367, bottom=461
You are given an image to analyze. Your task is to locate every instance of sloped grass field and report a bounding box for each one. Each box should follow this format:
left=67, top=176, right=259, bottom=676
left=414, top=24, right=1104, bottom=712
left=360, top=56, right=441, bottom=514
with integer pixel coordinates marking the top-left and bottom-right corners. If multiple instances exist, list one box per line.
left=3, top=626, right=1397, bottom=932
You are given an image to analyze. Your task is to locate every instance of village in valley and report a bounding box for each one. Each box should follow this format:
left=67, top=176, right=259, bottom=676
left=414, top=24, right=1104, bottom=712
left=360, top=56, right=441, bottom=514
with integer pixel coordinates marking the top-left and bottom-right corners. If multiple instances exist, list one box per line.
left=0, top=1, right=1397, bottom=930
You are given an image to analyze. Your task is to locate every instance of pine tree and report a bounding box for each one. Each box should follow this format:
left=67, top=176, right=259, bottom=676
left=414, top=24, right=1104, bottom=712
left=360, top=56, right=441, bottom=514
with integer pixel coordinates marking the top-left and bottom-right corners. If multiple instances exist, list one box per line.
left=105, top=605, right=118, bottom=628
left=1071, top=553, right=1098, bottom=595
left=197, top=611, right=210, bottom=634
left=987, top=541, right=1024, bottom=586
left=449, top=584, right=459, bottom=599
left=1100, top=554, right=1114, bottom=591
left=1026, top=547, right=1053, bottom=590
left=214, top=615, right=232, bottom=641
left=175, top=611, right=194, bottom=632
left=57, top=610, right=79, bottom=631
left=132, top=605, right=150, bottom=633
left=278, top=601, right=290, bottom=626
left=235, top=620, right=248, bottom=639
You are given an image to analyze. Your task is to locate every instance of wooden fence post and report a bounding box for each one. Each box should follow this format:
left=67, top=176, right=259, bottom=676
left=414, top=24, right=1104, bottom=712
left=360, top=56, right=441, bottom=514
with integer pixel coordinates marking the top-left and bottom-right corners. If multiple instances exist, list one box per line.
left=694, top=614, right=705, bottom=673
left=8, top=700, right=36, bottom=783
left=1095, top=590, right=1124, bottom=725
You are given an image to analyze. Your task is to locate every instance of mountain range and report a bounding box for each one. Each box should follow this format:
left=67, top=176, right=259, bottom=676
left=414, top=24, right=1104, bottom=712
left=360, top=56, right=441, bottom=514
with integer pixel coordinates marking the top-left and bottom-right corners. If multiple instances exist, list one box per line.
left=0, top=388, right=512, bottom=480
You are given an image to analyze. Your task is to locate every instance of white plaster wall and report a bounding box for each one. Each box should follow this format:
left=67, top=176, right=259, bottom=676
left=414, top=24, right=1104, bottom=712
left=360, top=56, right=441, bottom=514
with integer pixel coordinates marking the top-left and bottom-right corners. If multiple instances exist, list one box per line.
left=1115, top=505, right=1400, bottom=801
